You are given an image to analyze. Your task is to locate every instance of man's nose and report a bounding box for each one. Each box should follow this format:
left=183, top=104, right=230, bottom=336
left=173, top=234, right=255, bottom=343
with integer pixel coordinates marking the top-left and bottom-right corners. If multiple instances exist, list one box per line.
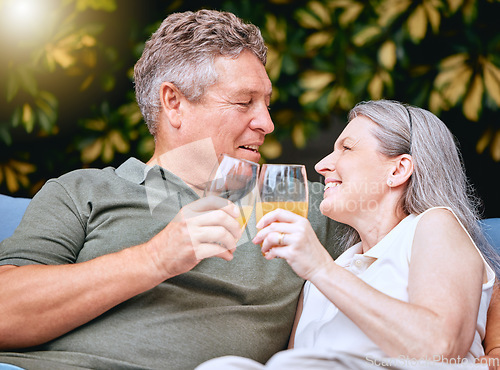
left=250, top=104, right=274, bottom=134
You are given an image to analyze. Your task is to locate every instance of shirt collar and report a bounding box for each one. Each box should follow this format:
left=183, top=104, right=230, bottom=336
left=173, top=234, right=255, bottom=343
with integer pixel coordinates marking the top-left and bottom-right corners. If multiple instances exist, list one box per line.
left=115, top=157, right=151, bottom=184
left=114, top=157, right=200, bottom=199
left=363, top=214, right=415, bottom=259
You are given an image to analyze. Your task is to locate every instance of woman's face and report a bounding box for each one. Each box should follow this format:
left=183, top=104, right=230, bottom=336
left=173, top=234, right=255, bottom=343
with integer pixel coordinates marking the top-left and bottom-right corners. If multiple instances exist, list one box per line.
left=314, top=115, right=396, bottom=223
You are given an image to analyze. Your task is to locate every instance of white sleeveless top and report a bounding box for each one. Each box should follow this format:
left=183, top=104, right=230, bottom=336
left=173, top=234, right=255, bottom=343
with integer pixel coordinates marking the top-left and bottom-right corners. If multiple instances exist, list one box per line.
left=294, top=207, right=495, bottom=361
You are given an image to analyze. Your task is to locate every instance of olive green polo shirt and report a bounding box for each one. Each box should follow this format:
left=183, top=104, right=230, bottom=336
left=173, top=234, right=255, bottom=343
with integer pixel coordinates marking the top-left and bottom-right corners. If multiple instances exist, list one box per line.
left=0, top=158, right=342, bottom=370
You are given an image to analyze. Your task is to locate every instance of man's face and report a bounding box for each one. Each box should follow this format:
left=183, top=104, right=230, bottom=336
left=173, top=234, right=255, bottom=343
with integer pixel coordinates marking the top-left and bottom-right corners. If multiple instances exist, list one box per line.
left=180, top=50, right=274, bottom=163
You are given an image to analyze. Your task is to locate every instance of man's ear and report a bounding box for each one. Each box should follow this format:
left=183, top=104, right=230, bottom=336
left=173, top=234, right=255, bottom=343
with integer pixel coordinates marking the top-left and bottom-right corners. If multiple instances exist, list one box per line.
left=387, top=154, right=413, bottom=188
left=160, top=82, right=183, bottom=129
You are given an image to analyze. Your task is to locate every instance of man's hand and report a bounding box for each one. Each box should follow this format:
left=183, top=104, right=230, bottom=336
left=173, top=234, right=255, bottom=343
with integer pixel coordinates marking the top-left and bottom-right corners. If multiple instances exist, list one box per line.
left=145, top=196, right=242, bottom=278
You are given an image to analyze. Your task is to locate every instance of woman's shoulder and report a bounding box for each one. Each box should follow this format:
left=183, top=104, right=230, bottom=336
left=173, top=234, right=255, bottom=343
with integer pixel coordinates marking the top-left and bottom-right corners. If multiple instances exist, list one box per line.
left=414, top=207, right=466, bottom=234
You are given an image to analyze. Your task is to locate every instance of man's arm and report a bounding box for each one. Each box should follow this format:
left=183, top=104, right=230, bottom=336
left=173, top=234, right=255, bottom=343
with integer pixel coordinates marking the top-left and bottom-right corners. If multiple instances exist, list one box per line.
left=479, top=281, right=500, bottom=369
left=0, top=196, right=241, bottom=350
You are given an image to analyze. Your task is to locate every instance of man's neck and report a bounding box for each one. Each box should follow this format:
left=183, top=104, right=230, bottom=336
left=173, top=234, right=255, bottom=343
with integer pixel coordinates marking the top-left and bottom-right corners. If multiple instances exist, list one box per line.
left=147, top=138, right=219, bottom=196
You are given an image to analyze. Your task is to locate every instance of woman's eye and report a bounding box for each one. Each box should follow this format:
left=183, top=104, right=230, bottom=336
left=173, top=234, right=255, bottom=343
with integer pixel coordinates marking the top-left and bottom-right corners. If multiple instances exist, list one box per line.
left=343, top=145, right=351, bottom=150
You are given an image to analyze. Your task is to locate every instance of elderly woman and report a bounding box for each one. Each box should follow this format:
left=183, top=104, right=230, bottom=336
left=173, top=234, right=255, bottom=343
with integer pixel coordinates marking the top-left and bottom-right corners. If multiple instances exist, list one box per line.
left=198, top=100, right=497, bottom=369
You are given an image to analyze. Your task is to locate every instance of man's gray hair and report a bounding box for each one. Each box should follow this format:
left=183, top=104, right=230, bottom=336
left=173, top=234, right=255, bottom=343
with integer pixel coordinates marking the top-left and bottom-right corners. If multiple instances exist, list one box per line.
left=133, top=9, right=267, bottom=135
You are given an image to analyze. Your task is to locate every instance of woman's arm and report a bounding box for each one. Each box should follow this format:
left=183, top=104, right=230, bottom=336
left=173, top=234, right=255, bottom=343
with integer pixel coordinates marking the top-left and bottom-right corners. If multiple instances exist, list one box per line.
left=256, top=208, right=485, bottom=359
left=312, top=208, right=484, bottom=359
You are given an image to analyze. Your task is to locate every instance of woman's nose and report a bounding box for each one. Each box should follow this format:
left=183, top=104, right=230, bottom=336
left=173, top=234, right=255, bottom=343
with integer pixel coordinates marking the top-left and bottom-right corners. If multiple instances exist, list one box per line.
left=314, top=152, right=335, bottom=175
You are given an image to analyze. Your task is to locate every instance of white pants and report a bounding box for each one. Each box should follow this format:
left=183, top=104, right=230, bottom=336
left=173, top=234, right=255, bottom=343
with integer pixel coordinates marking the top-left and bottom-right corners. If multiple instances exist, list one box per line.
left=195, top=349, right=489, bottom=370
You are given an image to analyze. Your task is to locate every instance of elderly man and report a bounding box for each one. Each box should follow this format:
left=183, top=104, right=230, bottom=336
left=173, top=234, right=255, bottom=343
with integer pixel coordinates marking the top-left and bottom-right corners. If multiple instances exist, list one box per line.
left=0, top=9, right=340, bottom=370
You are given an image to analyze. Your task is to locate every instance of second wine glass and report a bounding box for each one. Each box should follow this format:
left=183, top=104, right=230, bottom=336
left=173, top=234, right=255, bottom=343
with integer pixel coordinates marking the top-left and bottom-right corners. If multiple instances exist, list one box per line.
left=203, top=154, right=260, bottom=229
left=256, top=164, right=309, bottom=223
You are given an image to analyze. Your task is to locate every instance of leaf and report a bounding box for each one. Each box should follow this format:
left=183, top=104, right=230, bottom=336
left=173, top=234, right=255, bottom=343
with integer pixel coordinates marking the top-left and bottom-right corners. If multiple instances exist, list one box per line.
left=80, top=74, right=95, bottom=91
left=447, top=0, right=464, bottom=13
left=17, top=67, right=38, bottom=96
left=10, top=160, right=36, bottom=175
left=377, top=0, right=412, bottom=27
left=299, top=89, right=323, bottom=105
left=429, top=90, right=448, bottom=113
left=109, top=130, right=129, bottom=153
left=260, top=136, right=282, bottom=159
left=407, top=4, right=427, bottom=43
left=484, top=60, right=500, bottom=105
left=6, top=74, right=20, bottom=102
left=368, top=73, right=384, bottom=99
left=102, top=137, right=114, bottom=163
left=81, top=138, right=103, bottom=163
left=463, top=74, right=484, bottom=121
left=81, top=34, right=97, bottom=47
left=423, top=0, right=441, bottom=33
left=476, top=127, right=493, bottom=154
left=84, top=118, right=107, bottom=131
left=11, top=107, right=22, bottom=128
left=300, top=71, right=335, bottom=90
left=491, top=130, right=500, bottom=162
left=308, top=1, right=332, bottom=25
left=22, top=104, right=35, bottom=133
left=327, top=86, right=354, bottom=110
left=352, top=26, right=382, bottom=47
left=292, top=124, right=307, bottom=148
left=304, top=31, right=334, bottom=51
left=296, top=9, right=324, bottom=29
left=118, top=103, right=143, bottom=126
left=266, top=47, right=283, bottom=81
left=440, top=53, right=468, bottom=69
left=378, top=41, right=397, bottom=70
left=76, top=0, right=117, bottom=12
left=35, top=92, right=58, bottom=132
left=4, top=166, right=19, bottom=193
left=339, top=3, right=364, bottom=27
left=38, top=91, right=59, bottom=111
left=462, top=0, right=477, bottom=23
left=0, top=126, right=12, bottom=145
left=37, top=109, right=54, bottom=132
left=52, top=46, right=76, bottom=69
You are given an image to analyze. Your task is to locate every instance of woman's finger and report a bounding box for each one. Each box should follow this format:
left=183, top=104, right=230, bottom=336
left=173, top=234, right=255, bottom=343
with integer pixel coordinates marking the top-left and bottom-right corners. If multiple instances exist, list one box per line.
left=256, top=208, right=303, bottom=229
left=252, top=221, right=297, bottom=245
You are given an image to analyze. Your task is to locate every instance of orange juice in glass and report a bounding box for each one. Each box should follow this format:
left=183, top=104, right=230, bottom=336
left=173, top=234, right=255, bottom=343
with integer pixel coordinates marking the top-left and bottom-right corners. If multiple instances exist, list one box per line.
left=204, top=154, right=259, bottom=231
left=256, top=163, right=309, bottom=226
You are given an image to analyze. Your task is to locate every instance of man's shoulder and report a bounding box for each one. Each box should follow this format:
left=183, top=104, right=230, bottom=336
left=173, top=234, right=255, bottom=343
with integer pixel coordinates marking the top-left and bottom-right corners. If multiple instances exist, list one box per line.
left=48, top=166, right=119, bottom=191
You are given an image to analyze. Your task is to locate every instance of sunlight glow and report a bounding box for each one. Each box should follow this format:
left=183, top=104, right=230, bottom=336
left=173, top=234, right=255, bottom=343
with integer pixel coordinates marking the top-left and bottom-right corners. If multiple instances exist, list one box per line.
left=2, top=0, right=45, bottom=37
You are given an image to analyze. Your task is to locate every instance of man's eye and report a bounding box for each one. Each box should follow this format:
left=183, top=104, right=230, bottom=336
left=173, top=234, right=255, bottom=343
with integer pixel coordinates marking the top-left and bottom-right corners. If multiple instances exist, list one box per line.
left=343, top=145, right=351, bottom=150
left=237, top=101, right=251, bottom=106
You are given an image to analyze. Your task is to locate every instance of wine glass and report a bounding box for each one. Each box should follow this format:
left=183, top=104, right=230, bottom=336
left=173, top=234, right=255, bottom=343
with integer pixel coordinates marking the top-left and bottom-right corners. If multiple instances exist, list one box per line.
left=203, top=154, right=260, bottom=230
left=256, top=164, right=309, bottom=223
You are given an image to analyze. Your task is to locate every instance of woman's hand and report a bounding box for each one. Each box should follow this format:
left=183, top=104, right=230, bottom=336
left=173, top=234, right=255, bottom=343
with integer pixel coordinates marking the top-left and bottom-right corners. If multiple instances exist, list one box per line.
left=252, top=208, right=334, bottom=280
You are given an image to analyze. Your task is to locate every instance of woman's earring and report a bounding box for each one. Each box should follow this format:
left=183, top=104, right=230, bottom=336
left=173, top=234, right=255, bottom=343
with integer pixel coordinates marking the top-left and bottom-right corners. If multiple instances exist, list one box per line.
left=388, top=180, right=393, bottom=186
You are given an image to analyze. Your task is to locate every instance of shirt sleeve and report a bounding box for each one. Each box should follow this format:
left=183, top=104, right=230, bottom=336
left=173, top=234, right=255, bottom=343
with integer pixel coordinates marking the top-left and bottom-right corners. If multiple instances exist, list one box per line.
left=0, top=179, right=86, bottom=266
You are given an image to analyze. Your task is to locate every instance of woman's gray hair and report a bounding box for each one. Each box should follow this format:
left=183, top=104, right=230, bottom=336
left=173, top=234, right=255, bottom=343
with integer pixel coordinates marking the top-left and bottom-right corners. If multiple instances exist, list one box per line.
left=133, top=9, right=267, bottom=135
left=339, top=99, right=500, bottom=275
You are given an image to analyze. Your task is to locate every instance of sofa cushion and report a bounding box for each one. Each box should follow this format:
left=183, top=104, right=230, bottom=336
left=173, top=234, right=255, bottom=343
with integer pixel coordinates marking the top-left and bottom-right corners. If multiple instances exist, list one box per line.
left=0, top=194, right=31, bottom=242
left=481, top=218, right=500, bottom=255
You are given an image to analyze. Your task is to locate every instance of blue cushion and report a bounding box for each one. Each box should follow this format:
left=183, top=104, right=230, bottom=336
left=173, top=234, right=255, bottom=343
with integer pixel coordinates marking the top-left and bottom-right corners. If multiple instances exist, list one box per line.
left=480, top=218, right=500, bottom=254
left=0, top=194, right=31, bottom=242
left=0, top=364, right=24, bottom=369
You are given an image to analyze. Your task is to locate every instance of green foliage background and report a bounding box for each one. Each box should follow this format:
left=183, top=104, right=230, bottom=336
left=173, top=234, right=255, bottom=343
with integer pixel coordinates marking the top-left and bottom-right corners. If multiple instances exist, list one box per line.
left=1, top=0, right=499, bottom=216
